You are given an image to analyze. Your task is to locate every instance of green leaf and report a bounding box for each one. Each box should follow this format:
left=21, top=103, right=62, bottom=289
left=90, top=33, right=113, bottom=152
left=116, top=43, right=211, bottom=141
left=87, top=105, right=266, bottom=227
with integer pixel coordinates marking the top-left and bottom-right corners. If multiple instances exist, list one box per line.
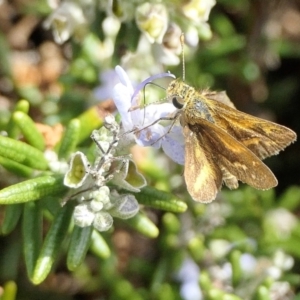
left=58, top=118, right=81, bottom=159
left=22, top=201, right=42, bottom=278
left=230, top=250, right=242, bottom=287
left=7, top=99, right=30, bottom=139
left=133, top=186, right=187, bottom=213
left=162, top=213, right=180, bottom=234
left=67, top=225, right=93, bottom=271
left=31, top=202, right=74, bottom=284
left=278, top=186, right=300, bottom=211
left=77, top=106, right=105, bottom=143
left=1, top=204, right=23, bottom=235
left=0, top=155, right=34, bottom=177
left=12, top=111, right=45, bottom=151
left=0, top=175, right=66, bottom=204
left=0, top=136, right=48, bottom=170
left=254, top=285, right=271, bottom=300
left=188, top=236, right=205, bottom=262
left=1, top=281, right=17, bottom=300
left=126, top=212, right=159, bottom=238
left=90, top=230, right=111, bottom=259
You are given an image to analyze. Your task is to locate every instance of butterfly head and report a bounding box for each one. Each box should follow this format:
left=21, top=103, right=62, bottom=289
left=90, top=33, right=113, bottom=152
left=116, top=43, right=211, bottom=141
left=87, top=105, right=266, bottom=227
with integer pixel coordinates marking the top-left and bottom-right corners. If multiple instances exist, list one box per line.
left=167, top=79, right=193, bottom=110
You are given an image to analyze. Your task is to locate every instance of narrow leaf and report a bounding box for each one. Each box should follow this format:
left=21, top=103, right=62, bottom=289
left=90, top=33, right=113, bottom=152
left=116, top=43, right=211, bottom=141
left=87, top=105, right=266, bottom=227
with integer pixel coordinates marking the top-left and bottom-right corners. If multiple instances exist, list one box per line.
left=134, top=186, right=187, bottom=213
left=7, top=99, right=30, bottom=139
left=58, top=118, right=81, bottom=159
left=0, top=155, right=34, bottom=177
left=67, top=225, right=93, bottom=271
left=126, top=212, right=159, bottom=238
left=90, top=230, right=111, bottom=259
left=13, top=111, right=45, bottom=151
left=31, top=202, right=74, bottom=284
left=0, top=175, right=66, bottom=204
left=0, top=136, right=48, bottom=170
left=22, top=201, right=42, bottom=278
left=1, top=204, right=23, bottom=235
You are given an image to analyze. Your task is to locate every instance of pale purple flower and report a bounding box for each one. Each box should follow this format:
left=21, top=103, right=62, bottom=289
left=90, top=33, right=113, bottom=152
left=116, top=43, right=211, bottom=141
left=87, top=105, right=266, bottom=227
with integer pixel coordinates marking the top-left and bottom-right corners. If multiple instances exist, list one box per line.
left=240, top=253, right=257, bottom=275
left=94, top=69, right=120, bottom=101
left=177, top=258, right=202, bottom=300
left=113, top=65, right=185, bottom=165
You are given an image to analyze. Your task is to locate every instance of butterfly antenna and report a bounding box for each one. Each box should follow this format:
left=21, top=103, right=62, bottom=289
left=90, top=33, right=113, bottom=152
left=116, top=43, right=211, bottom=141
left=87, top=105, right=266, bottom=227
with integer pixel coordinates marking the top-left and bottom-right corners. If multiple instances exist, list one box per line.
left=180, top=33, right=185, bottom=82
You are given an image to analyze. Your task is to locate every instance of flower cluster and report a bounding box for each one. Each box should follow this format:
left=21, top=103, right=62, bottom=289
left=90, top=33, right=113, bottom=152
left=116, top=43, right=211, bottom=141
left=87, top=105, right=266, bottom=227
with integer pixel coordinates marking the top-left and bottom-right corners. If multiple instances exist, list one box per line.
left=64, top=115, right=146, bottom=231
left=44, top=0, right=216, bottom=79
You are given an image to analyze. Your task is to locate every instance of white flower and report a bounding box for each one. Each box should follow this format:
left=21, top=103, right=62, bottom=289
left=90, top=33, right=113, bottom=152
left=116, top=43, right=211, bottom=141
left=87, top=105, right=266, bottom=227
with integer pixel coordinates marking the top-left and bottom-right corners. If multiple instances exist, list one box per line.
left=135, top=3, right=168, bottom=44
left=64, top=151, right=90, bottom=188
left=73, top=203, right=95, bottom=227
left=273, top=250, right=294, bottom=272
left=65, top=115, right=142, bottom=232
left=109, top=193, right=140, bottom=219
left=270, top=281, right=293, bottom=300
left=209, top=239, right=232, bottom=259
left=152, top=43, right=181, bottom=65
left=182, top=0, right=216, bottom=40
left=93, top=211, right=113, bottom=232
left=44, top=149, right=69, bottom=173
left=44, top=2, right=87, bottom=44
left=264, top=208, right=297, bottom=239
left=113, top=65, right=185, bottom=165
left=182, top=0, right=216, bottom=23
left=102, top=16, right=121, bottom=37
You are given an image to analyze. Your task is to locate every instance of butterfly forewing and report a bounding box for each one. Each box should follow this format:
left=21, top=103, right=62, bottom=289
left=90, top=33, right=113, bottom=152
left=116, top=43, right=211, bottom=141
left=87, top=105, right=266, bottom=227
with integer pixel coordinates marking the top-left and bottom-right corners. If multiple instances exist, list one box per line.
left=204, top=98, right=296, bottom=159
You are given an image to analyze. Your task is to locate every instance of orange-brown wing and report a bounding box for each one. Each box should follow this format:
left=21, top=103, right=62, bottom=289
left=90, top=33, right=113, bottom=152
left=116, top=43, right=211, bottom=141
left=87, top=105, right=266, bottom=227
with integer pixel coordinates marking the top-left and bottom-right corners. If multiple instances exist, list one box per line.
left=187, top=118, right=278, bottom=191
left=204, top=98, right=296, bottom=159
left=203, top=90, right=236, bottom=108
left=183, top=126, right=222, bottom=203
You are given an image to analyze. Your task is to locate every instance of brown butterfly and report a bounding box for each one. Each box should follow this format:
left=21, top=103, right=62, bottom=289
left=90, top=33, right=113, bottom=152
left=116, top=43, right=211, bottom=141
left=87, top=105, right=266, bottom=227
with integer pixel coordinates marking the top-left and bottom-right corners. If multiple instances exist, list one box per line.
left=166, top=79, right=297, bottom=203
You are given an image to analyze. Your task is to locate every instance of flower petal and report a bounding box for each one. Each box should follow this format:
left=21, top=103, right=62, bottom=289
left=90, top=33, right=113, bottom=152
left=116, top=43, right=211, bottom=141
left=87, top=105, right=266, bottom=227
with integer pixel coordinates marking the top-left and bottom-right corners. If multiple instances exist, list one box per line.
left=64, top=152, right=90, bottom=188
left=162, top=126, right=185, bottom=165
left=73, top=203, right=95, bottom=227
left=109, top=194, right=139, bottom=219
left=113, top=82, right=134, bottom=130
left=115, top=65, right=134, bottom=94
left=131, top=72, right=175, bottom=102
left=93, top=212, right=113, bottom=232
left=135, top=123, right=165, bottom=148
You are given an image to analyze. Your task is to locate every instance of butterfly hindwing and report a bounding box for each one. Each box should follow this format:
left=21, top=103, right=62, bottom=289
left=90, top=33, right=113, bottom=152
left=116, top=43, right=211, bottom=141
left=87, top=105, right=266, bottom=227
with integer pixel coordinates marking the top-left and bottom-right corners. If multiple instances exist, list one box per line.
left=183, top=126, right=222, bottom=203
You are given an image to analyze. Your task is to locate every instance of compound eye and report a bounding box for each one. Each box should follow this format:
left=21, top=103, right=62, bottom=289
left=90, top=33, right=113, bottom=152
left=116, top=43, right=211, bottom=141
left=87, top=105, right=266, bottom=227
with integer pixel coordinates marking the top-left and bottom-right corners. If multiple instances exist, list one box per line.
left=172, top=96, right=184, bottom=109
